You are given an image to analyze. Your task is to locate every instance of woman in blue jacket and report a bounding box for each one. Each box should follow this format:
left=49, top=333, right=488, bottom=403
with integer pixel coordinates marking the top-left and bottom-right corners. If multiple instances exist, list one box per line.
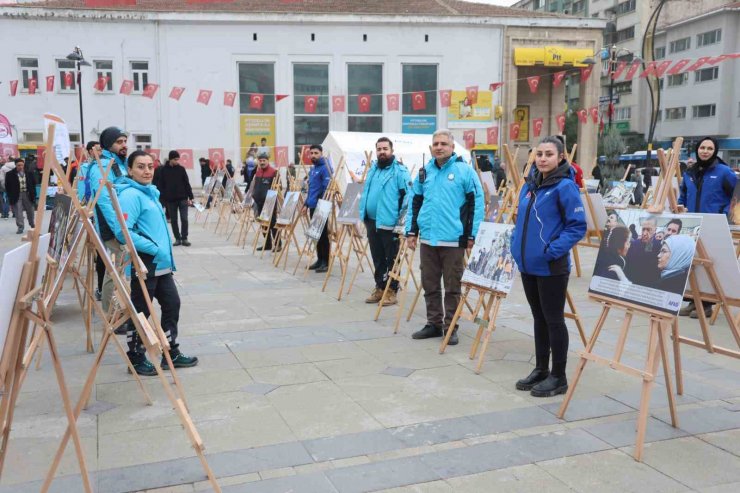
left=511, top=136, right=586, bottom=397
left=116, top=150, right=198, bottom=376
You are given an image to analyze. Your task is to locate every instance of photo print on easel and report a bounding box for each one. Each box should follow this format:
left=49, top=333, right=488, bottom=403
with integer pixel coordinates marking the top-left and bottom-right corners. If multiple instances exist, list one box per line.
left=590, top=209, right=702, bottom=314
left=584, top=179, right=600, bottom=193
left=47, top=194, right=73, bottom=263
left=729, top=180, right=740, bottom=229
left=602, top=181, right=637, bottom=208
left=306, top=198, right=332, bottom=241
left=462, top=222, right=518, bottom=293
left=258, top=190, right=278, bottom=223
left=277, top=191, right=300, bottom=225
left=337, top=182, right=363, bottom=224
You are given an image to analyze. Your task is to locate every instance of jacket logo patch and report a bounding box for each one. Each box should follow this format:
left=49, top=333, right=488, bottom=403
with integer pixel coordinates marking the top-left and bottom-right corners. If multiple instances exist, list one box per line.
left=447, top=173, right=455, bottom=180
left=574, top=206, right=584, bottom=213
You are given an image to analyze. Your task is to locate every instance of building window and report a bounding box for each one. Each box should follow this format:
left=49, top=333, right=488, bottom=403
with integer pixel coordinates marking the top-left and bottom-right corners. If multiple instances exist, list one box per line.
left=614, top=107, right=631, bottom=121
left=23, top=132, right=44, bottom=143
left=667, top=73, right=688, bottom=87
left=615, top=26, right=635, bottom=43
left=613, top=81, right=632, bottom=95
left=655, top=46, right=666, bottom=59
left=19, top=58, right=39, bottom=92
left=616, top=0, right=636, bottom=15
left=56, top=59, right=76, bottom=92
left=402, top=64, right=437, bottom=132
left=348, top=64, right=382, bottom=133
left=94, top=60, right=113, bottom=92
left=130, top=61, right=149, bottom=93
left=238, top=63, right=275, bottom=115
left=573, top=1, right=585, bottom=13
left=69, top=133, right=81, bottom=146
left=664, top=107, right=686, bottom=120
left=695, top=66, right=719, bottom=83
left=669, top=37, right=691, bottom=53
left=131, top=134, right=152, bottom=150
left=533, top=0, right=542, bottom=9
left=692, top=104, right=716, bottom=118
left=697, top=29, right=721, bottom=48
left=293, top=63, right=329, bottom=160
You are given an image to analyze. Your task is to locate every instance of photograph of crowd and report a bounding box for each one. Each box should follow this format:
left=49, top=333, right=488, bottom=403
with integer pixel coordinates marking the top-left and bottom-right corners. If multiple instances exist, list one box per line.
left=590, top=209, right=702, bottom=314
left=258, top=190, right=278, bottom=223
left=602, top=181, right=637, bottom=208
left=462, top=223, right=517, bottom=293
left=277, top=191, right=300, bottom=225
left=337, top=183, right=363, bottom=224
left=47, top=194, right=72, bottom=263
left=306, top=199, right=332, bottom=241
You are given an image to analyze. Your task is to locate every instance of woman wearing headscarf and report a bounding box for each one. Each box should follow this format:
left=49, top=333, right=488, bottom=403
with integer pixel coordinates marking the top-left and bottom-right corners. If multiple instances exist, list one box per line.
left=594, top=225, right=631, bottom=281
left=657, top=235, right=695, bottom=295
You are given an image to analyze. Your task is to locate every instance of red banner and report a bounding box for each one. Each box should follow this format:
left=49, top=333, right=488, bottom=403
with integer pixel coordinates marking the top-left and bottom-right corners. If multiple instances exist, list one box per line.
left=589, top=106, right=599, bottom=124
left=28, top=79, right=37, bottom=95
left=439, top=89, right=451, bottom=108
left=332, top=95, right=345, bottom=112
left=532, top=118, right=543, bottom=138
left=556, top=114, right=566, bottom=134
left=411, top=91, right=426, bottom=111
left=275, top=146, right=289, bottom=167
left=624, top=61, right=641, bottom=81
left=576, top=108, right=588, bottom=124
left=580, top=66, right=593, bottom=82
left=304, top=95, right=318, bottom=113
left=611, top=61, right=627, bottom=80
left=357, top=94, right=371, bottom=113
left=509, top=123, right=520, bottom=141
left=489, top=82, right=504, bottom=92
left=223, top=91, right=236, bottom=107
left=684, top=56, right=711, bottom=72
left=148, top=148, right=161, bottom=163
left=465, top=85, right=479, bottom=105
left=666, top=59, right=691, bottom=75
left=46, top=75, right=55, bottom=92
left=177, top=149, right=193, bottom=169
left=275, top=94, right=289, bottom=102
left=526, top=75, right=541, bottom=94
left=64, top=72, right=74, bottom=88
left=208, top=148, right=225, bottom=166
left=94, top=76, right=110, bottom=92
left=142, top=83, right=159, bottom=99
left=249, top=93, right=264, bottom=110
left=9, top=80, right=18, bottom=97
left=168, top=86, right=184, bottom=100
left=486, top=126, right=498, bottom=145
left=386, top=94, right=399, bottom=111
left=552, top=71, right=566, bottom=88
left=197, top=89, right=212, bottom=105
left=463, top=130, right=476, bottom=150
left=0, top=144, right=18, bottom=160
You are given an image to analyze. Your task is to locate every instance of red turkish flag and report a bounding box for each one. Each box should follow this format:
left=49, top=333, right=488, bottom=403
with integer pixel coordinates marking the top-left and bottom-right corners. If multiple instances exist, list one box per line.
left=624, top=62, right=641, bottom=81
left=332, top=95, right=345, bottom=112
left=9, top=80, right=18, bottom=96
left=552, top=71, right=566, bottom=88
left=249, top=93, right=264, bottom=110
left=486, top=126, right=499, bottom=145
left=46, top=75, right=55, bottom=92
left=439, top=90, right=452, bottom=108
left=37, top=146, right=46, bottom=166
left=28, top=78, right=38, bottom=95
left=556, top=114, right=566, bottom=134
left=148, top=148, right=161, bottom=162
left=386, top=94, right=399, bottom=111
left=684, top=57, right=711, bottom=73
left=489, top=82, right=504, bottom=92
left=119, top=80, right=133, bottom=95
left=411, top=91, right=426, bottom=111
left=509, top=123, right=521, bottom=141
left=532, top=118, right=544, bottom=138
left=275, top=146, right=288, bottom=167
left=304, top=95, right=318, bottom=113
left=708, top=55, right=729, bottom=65
left=526, top=75, right=541, bottom=94
left=654, top=60, right=672, bottom=78
left=357, top=94, right=371, bottom=113
left=463, top=130, right=476, bottom=150
left=576, top=108, right=588, bottom=124
left=275, top=94, right=289, bottom=102
left=223, top=91, right=236, bottom=107
left=599, top=116, right=605, bottom=135
left=177, top=149, right=193, bottom=169
left=64, top=72, right=74, bottom=88
left=666, top=59, right=691, bottom=75
left=300, top=145, right=311, bottom=165
left=607, top=102, right=615, bottom=118
left=465, top=85, right=479, bottom=105
left=94, top=76, right=109, bottom=91
left=197, top=89, right=212, bottom=105
left=169, top=86, right=185, bottom=100
left=589, top=106, right=599, bottom=124
left=208, top=148, right=225, bottom=166
left=580, top=66, right=594, bottom=82
left=143, top=83, right=159, bottom=99
left=611, top=61, right=628, bottom=80
left=639, top=61, right=658, bottom=78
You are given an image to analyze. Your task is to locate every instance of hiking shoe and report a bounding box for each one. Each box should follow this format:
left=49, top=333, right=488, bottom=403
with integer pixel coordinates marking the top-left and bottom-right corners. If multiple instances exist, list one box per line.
left=315, top=263, right=329, bottom=273
left=445, top=324, right=459, bottom=346
left=16, top=227, right=23, bottom=234
left=173, top=239, right=182, bottom=246
left=181, top=239, right=191, bottom=247
left=128, top=358, right=158, bottom=376
left=690, top=305, right=713, bottom=319
left=516, top=368, right=550, bottom=391
left=382, top=291, right=398, bottom=306
left=530, top=374, right=568, bottom=397
left=308, top=260, right=321, bottom=270
left=412, top=324, right=443, bottom=340
left=679, top=302, right=695, bottom=317
left=161, top=352, right=199, bottom=370
left=94, top=289, right=102, bottom=301
left=365, top=288, right=384, bottom=304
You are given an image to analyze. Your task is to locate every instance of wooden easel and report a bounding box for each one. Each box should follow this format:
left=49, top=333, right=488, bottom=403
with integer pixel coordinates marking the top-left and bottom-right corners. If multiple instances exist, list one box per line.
left=193, top=167, right=217, bottom=223
left=497, top=144, right=526, bottom=225
left=252, top=175, right=282, bottom=258
left=558, top=294, right=679, bottom=462
left=273, top=189, right=306, bottom=270
left=374, top=236, right=420, bottom=333
left=322, top=220, right=373, bottom=301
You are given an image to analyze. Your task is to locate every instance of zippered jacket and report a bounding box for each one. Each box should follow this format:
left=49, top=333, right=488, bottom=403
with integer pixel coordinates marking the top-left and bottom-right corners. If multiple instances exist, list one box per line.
left=305, top=158, right=332, bottom=208
left=678, top=159, right=736, bottom=214
left=87, top=150, right=128, bottom=241
left=359, top=158, right=411, bottom=230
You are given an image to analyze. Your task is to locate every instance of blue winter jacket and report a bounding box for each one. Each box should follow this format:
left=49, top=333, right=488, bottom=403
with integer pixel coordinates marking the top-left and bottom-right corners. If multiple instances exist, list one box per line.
left=678, top=159, right=737, bottom=214
left=87, top=149, right=128, bottom=241
left=115, top=177, right=175, bottom=277
left=359, top=158, right=411, bottom=230
left=305, top=157, right=332, bottom=208
left=511, top=160, right=587, bottom=276
left=76, top=159, right=100, bottom=203
left=405, top=153, right=484, bottom=247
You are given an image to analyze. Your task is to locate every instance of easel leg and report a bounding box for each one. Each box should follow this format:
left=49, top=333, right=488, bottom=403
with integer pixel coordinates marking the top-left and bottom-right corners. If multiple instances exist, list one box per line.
left=634, top=319, right=661, bottom=462
left=671, top=318, right=683, bottom=395
left=474, top=295, right=504, bottom=374
left=658, top=321, right=679, bottom=428
left=469, top=294, right=493, bottom=360
left=566, top=290, right=587, bottom=347
left=571, top=245, right=582, bottom=278
left=439, top=286, right=470, bottom=354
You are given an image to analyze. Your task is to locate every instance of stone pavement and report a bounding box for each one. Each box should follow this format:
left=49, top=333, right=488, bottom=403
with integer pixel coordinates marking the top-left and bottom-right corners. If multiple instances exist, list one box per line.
left=0, top=208, right=739, bottom=493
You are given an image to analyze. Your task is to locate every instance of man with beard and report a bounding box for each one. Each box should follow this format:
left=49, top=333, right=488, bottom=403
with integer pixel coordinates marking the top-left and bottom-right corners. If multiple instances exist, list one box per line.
left=301, top=144, right=332, bottom=272
left=252, top=153, right=279, bottom=251
left=359, top=137, right=410, bottom=305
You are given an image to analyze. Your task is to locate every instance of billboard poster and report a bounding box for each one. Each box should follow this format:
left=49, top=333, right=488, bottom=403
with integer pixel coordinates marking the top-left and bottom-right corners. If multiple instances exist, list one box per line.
left=240, top=115, right=275, bottom=162
left=513, top=106, right=529, bottom=142
left=448, top=90, right=492, bottom=128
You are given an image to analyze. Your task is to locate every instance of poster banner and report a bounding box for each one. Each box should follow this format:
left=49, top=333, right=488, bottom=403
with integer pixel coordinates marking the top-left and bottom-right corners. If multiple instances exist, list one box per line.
left=240, top=114, right=275, bottom=162
left=43, top=113, right=71, bottom=165
left=589, top=210, right=702, bottom=314
left=402, top=115, right=437, bottom=135
left=462, top=222, right=517, bottom=293
left=447, top=90, right=492, bottom=128
left=513, top=106, right=529, bottom=142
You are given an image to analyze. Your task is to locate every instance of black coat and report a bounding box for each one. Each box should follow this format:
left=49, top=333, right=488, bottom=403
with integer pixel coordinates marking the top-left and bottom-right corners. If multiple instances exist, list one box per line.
left=156, top=163, right=193, bottom=202
left=5, top=169, right=36, bottom=205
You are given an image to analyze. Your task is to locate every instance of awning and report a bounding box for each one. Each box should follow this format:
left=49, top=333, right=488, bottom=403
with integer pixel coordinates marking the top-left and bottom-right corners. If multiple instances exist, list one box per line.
left=514, top=46, right=593, bottom=67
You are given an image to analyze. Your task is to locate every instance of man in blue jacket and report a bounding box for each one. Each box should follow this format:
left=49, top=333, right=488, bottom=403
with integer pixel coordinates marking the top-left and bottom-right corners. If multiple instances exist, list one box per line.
left=359, top=137, right=411, bottom=305
left=406, top=130, right=484, bottom=345
left=301, top=144, right=332, bottom=272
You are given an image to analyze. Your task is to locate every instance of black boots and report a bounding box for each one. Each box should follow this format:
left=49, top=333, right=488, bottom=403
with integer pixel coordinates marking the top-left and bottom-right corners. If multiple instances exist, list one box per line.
left=516, top=356, right=567, bottom=397
left=530, top=374, right=568, bottom=397
left=412, top=324, right=443, bottom=340
left=515, top=367, right=549, bottom=391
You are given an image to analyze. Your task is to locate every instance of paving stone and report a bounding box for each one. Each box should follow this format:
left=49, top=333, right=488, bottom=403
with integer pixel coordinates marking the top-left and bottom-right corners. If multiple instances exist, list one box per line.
left=208, top=442, right=314, bottom=478
left=381, top=367, right=416, bottom=377
left=223, top=472, right=337, bottom=493
left=389, top=416, right=480, bottom=447
left=81, top=400, right=118, bottom=416
left=303, top=429, right=405, bottom=461
left=467, top=405, right=561, bottom=435
left=242, top=383, right=279, bottom=395
left=326, top=456, right=441, bottom=493
left=584, top=416, right=689, bottom=448
left=653, top=405, right=740, bottom=435
left=542, top=395, right=635, bottom=422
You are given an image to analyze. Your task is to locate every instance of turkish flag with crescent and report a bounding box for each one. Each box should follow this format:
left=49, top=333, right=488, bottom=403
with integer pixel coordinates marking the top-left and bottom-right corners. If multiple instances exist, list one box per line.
left=249, top=93, right=264, bottom=110
left=556, top=114, right=566, bottom=134
left=463, top=130, right=476, bottom=150
left=332, top=95, right=345, bottom=112
left=411, top=91, right=426, bottom=111
left=624, top=62, right=641, bottom=81
left=119, top=80, right=133, bottom=95
left=526, top=76, right=541, bottom=94
left=304, top=95, right=318, bottom=113
left=357, top=94, right=371, bottom=113
left=580, top=66, right=593, bottom=82
left=223, top=91, right=236, bottom=107
left=148, top=148, right=161, bottom=163
left=465, top=85, right=479, bottom=105
left=275, top=146, right=288, bottom=167
left=611, top=61, right=628, bottom=80
left=9, top=80, right=18, bottom=97
left=576, top=108, right=588, bottom=124
left=532, top=118, right=544, bottom=138
left=46, top=75, right=55, bottom=92
left=486, top=126, right=499, bottom=145
left=64, top=72, right=74, bottom=88
left=386, top=94, right=399, bottom=111
left=300, top=145, right=311, bottom=165
left=509, top=123, right=520, bottom=141
left=552, top=71, right=566, bottom=88
left=439, top=90, right=451, bottom=108
left=94, top=76, right=110, bottom=92
left=208, top=148, right=224, bottom=167
left=28, top=79, right=38, bottom=95
left=666, top=59, right=691, bottom=75
left=143, top=83, right=159, bottom=99
left=639, top=61, right=658, bottom=78
left=489, top=82, right=504, bottom=92
left=169, top=86, right=185, bottom=100
left=589, top=106, right=599, bottom=124
left=177, top=149, right=193, bottom=169
left=684, top=57, right=711, bottom=72
left=197, top=89, right=212, bottom=105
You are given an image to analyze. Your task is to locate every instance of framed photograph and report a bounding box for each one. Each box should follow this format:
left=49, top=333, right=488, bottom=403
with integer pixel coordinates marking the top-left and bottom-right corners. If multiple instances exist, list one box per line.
left=462, top=222, right=518, bottom=293
left=337, top=183, right=363, bottom=225
left=277, top=191, right=300, bottom=225
left=47, top=194, right=72, bottom=263
left=602, top=181, right=637, bottom=208
left=258, top=190, right=278, bottom=223
left=306, top=199, right=332, bottom=241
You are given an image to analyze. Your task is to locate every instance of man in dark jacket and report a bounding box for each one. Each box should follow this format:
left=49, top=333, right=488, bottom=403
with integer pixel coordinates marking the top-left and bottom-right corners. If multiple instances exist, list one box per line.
left=301, top=144, right=332, bottom=272
left=252, top=153, right=279, bottom=251
left=158, top=150, right=194, bottom=246
left=5, top=158, right=36, bottom=234
left=199, top=157, right=210, bottom=186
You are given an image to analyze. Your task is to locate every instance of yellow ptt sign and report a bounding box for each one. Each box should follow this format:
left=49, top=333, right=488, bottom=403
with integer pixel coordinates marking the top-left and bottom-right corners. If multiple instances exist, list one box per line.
left=514, top=46, right=594, bottom=67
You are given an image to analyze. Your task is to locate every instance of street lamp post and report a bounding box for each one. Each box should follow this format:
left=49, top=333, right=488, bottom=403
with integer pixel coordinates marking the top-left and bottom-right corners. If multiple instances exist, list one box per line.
left=642, top=0, right=670, bottom=171
left=607, top=45, right=641, bottom=131
left=66, top=46, right=91, bottom=146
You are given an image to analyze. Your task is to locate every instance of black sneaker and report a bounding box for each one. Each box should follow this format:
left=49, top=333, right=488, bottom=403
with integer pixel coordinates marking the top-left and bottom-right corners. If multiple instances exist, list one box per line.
left=308, top=260, right=321, bottom=270
left=515, top=368, right=550, bottom=391
left=412, top=324, right=443, bottom=340
left=181, top=239, right=191, bottom=247
left=173, top=239, right=182, bottom=246
left=16, top=227, right=23, bottom=234
left=161, top=352, right=199, bottom=370
left=315, top=263, right=328, bottom=273
left=445, top=324, right=460, bottom=346
left=94, top=289, right=102, bottom=301
left=257, top=245, right=272, bottom=251
left=128, top=357, right=158, bottom=376
left=530, top=374, right=568, bottom=397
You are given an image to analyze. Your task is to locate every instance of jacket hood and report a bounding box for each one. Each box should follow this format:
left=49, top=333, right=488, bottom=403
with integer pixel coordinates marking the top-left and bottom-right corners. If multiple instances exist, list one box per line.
left=116, top=176, right=160, bottom=200
left=427, top=153, right=464, bottom=168
left=313, top=157, right=329, bottom=168
left=528, top=159, right=572, bottom=188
